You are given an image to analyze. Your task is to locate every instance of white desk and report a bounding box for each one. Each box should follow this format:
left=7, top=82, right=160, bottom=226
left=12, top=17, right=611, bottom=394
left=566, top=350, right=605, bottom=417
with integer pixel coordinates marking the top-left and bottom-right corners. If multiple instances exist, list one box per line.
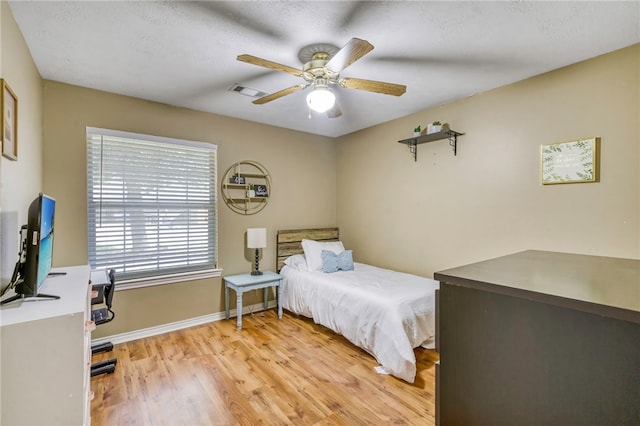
left=0, top=265, right=93, bottom=425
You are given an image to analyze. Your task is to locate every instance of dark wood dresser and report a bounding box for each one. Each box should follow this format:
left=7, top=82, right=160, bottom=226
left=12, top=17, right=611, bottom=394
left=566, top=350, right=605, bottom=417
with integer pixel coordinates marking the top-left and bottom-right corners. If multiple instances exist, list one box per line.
left=434, top=250, right=640, bottom=425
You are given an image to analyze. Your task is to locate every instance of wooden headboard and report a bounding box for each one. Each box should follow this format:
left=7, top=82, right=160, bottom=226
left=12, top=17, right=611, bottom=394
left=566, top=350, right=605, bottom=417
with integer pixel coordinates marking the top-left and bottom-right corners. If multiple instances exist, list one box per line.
left=276, top=227, right=340, bottom=271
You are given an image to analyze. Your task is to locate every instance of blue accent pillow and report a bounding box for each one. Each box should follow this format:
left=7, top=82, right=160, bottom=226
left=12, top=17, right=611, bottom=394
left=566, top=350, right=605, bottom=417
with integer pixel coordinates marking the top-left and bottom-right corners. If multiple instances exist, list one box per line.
left=321, top=249, right=354, bottom=273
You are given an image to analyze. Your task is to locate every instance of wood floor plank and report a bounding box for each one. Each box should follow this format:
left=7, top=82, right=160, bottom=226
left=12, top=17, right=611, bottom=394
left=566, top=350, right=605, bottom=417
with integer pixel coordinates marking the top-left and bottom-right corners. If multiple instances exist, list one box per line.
left=91, top=310, right=438, bottom=425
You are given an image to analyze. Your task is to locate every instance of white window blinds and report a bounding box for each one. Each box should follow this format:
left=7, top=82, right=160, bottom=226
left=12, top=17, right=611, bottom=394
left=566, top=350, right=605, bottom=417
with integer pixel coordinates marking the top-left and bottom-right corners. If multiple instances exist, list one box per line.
left=86, top=128, right=217, bottom=281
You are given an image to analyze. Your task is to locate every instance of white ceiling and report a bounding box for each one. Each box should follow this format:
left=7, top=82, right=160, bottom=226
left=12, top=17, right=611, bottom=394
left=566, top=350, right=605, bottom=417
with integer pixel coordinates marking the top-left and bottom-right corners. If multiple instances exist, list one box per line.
left=8, top=1, right=640, bottom=138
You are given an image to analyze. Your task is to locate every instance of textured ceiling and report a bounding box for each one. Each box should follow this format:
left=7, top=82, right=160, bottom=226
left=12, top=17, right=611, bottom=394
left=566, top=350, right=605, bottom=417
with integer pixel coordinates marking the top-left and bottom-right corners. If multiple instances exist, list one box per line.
left=8, top=1, right=640, bottom=137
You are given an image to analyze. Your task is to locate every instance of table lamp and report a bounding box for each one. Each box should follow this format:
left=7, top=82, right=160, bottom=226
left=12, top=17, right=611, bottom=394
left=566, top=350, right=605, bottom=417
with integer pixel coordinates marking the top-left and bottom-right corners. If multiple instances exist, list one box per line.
left=247, top=228, right=267, bottom=275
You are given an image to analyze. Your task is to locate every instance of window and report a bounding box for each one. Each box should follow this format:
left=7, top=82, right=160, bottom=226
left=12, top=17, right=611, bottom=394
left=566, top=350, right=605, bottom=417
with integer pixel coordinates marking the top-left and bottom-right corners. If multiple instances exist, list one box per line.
left=86, top=127, right=219, bottom=287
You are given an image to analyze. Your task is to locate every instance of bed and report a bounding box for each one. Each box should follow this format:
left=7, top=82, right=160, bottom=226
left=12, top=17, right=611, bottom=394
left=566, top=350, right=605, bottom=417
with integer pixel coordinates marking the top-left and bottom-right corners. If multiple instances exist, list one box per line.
left=276, top=227, right=439, bottom=383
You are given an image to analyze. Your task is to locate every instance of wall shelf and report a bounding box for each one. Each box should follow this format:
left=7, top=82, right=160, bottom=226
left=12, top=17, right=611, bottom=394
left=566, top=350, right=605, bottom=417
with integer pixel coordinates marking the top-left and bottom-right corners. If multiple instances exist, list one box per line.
left=398, top=129, right=464, bottom=161
left=221, top=160, right=271, bottom=215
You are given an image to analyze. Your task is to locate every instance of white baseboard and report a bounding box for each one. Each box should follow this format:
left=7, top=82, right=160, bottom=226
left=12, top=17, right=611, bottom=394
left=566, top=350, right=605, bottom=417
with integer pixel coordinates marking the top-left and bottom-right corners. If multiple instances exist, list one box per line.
left=92, top=300, right=277, bottom=346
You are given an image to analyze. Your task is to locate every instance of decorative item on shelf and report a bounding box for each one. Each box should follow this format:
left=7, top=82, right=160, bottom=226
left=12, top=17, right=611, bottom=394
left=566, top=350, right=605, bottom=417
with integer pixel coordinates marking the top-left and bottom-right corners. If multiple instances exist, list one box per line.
left=427, top=121, right=442, bottom=134
left=413, top=125, right=422, bottom=137
left=247, top=183, right=256, bottom=198
left=247, top=227, right=267, bottom=275
left=230, top=175, right=245, bottom=184
left=254, top=184, right=268, bottom=197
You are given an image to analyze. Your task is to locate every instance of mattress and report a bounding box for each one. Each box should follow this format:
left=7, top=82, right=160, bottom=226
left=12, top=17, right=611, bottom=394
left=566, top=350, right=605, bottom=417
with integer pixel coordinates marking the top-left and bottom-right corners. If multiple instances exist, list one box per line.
left=280, top=262, right=439, bottom=383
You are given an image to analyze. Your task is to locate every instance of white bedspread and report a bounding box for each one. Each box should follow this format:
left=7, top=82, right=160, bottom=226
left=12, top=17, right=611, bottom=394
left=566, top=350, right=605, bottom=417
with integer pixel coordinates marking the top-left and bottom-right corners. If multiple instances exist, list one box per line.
left=280, top=262, right=439, bottom=383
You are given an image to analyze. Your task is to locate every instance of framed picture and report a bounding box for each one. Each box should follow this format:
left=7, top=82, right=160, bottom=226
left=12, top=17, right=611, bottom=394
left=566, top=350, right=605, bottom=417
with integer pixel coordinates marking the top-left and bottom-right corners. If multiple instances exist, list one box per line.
left=254, top=184, right=268, bottom=197
left=1, top=79, right=18, bottom=161
left=230, top=175, right=245, bottom=184
left=541, top=137, right=599, bottom=185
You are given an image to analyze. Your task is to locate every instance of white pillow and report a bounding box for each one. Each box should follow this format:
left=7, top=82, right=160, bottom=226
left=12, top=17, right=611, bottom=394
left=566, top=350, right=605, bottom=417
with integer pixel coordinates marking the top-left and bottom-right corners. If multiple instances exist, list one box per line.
left=301, top=239, right=345, bottom=272
left=283, top=254, right=308, bottom=271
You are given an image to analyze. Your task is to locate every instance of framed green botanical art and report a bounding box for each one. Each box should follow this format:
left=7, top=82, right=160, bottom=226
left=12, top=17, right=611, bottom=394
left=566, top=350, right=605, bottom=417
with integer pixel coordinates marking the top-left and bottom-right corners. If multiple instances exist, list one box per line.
left=541, top=137, right=600, bottom=185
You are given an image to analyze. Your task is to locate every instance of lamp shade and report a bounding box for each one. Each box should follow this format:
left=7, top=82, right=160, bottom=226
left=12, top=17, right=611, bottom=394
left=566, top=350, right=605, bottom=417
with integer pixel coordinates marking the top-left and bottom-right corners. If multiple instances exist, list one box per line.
left=306, top=87, right=335, bottom=113
left=247, top=228, right=267, bottom=249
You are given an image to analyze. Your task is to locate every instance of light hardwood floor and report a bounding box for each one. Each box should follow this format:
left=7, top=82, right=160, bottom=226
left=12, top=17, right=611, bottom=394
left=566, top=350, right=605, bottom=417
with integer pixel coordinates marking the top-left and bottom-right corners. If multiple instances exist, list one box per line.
left=91, top=310, right=438, bottom=425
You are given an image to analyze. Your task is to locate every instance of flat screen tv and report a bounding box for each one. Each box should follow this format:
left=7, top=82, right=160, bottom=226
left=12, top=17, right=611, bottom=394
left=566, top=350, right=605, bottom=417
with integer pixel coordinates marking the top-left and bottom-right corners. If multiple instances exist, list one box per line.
left=0, top=193, right=60, bottom=305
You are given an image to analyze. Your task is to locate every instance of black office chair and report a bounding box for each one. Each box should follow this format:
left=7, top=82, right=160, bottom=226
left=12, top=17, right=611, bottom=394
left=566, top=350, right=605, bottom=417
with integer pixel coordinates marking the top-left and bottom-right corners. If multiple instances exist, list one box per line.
left=90, top=268, right=117, bottom=377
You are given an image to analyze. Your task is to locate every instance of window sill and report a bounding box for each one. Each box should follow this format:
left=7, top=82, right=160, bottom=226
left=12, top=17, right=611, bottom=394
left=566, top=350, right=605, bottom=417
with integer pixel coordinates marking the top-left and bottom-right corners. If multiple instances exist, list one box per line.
left=115, top=269, right=223, bottom=291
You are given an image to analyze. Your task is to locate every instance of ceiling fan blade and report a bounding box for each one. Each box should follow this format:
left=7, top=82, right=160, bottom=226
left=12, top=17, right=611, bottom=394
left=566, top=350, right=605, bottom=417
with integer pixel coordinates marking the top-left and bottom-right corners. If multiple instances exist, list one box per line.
left=253, top=85, right=306, bottom=105
left=325, top=37, right=374, bottom=72
left=339, top=77, right=406, bottom=96
left=237, top=54, right=303, bottom=77
left=326, top=102, right=342, bottom=118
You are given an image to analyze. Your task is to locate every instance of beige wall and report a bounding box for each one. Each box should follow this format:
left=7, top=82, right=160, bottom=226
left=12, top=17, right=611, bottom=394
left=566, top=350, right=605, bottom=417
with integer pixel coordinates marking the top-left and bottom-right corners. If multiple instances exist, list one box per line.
left=336, top=44, right=640, bottom=277
left=0, top=2, right=43, bottom=285
left=42, top=82, right=337, bottom=336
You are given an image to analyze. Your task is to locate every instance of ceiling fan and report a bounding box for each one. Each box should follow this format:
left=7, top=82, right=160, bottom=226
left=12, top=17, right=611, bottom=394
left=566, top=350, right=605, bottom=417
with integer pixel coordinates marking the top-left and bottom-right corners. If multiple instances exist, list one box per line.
left=237, top=37, right=406, bottom=117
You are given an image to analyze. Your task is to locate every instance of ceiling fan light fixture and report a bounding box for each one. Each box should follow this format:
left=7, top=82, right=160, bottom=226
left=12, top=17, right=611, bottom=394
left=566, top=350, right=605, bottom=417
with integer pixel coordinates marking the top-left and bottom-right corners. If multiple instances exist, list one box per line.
left=306, top=86, right=335, bottom=113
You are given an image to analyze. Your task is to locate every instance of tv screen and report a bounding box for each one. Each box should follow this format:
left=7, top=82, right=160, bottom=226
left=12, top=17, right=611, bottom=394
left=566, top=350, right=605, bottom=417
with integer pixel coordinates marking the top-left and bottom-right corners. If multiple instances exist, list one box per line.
left=36, top=195, right=55, bottom=286
left=21, top=193, right=56, bottom=297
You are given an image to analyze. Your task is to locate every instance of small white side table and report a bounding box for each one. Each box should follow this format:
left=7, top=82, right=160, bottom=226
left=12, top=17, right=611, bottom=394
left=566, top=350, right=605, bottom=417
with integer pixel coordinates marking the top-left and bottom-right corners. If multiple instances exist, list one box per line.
left=224, top=271, right=283, bottom=329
